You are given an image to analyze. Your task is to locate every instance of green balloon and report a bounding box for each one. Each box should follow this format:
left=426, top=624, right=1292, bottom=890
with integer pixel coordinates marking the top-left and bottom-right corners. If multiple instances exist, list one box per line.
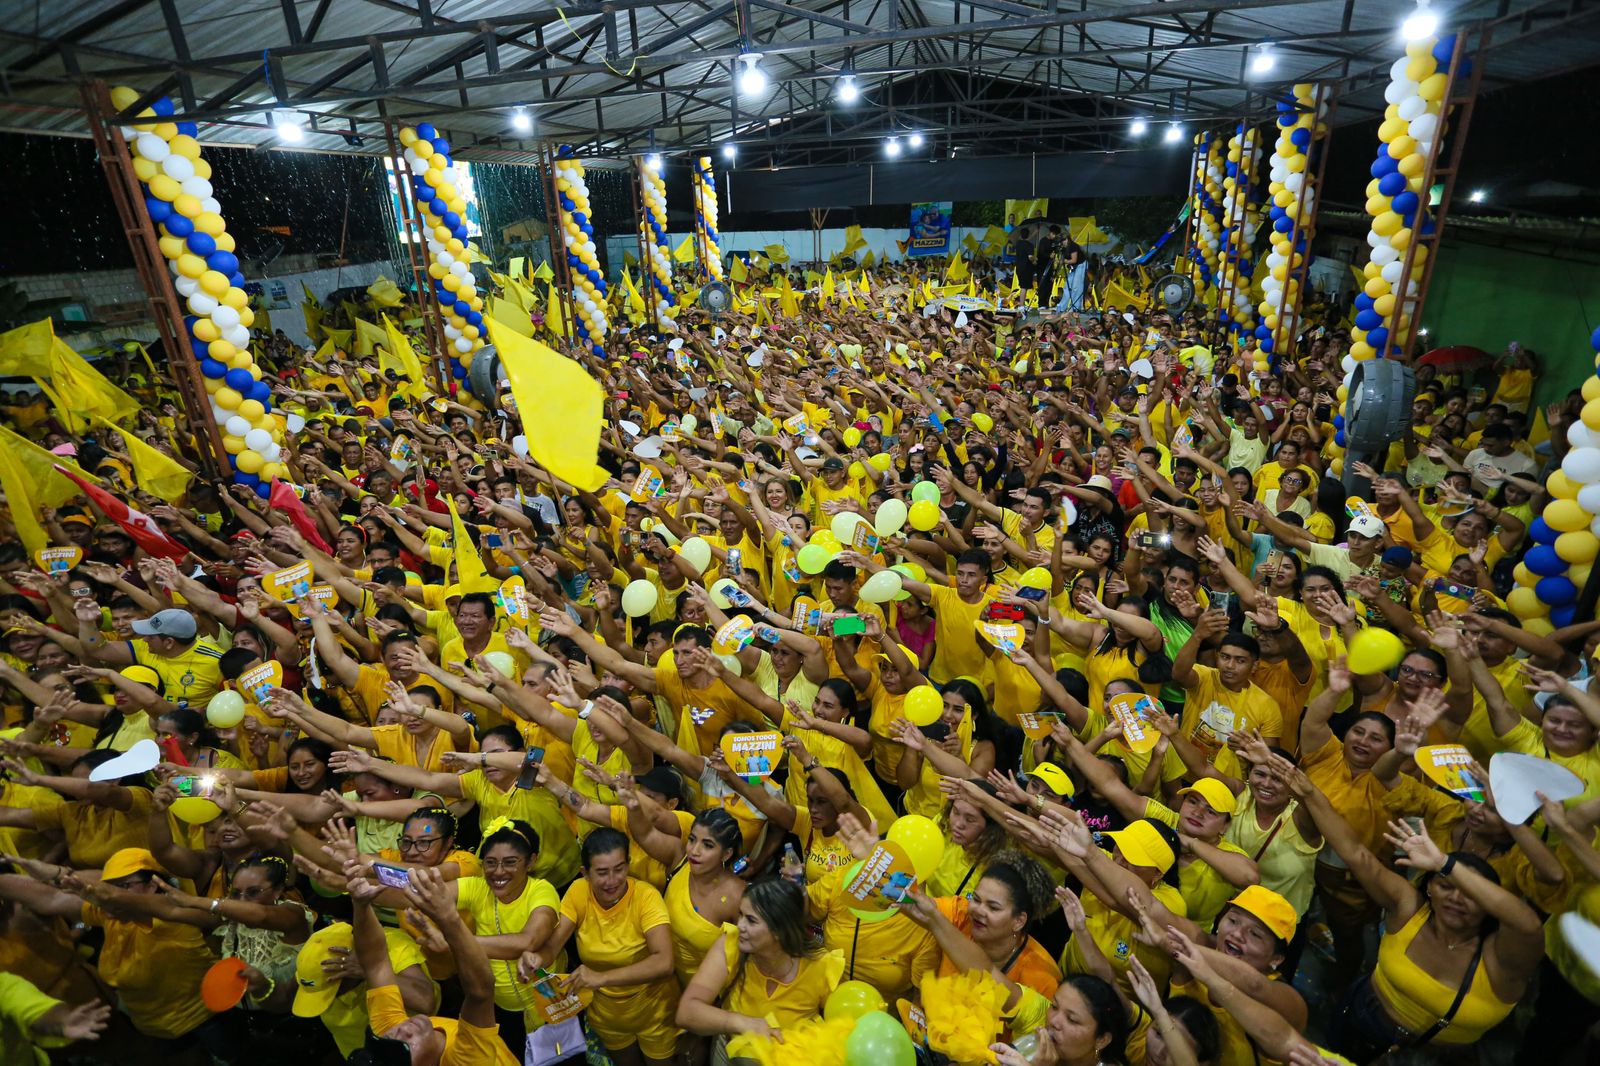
left=796, top=543, right=832, bottom=574
left=910, top=480, right=940, bottom=505
left=844, top=1011, right=914, bottom=1066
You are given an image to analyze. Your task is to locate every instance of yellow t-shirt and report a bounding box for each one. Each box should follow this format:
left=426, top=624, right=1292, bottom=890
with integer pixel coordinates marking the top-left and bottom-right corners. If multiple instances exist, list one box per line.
left=369, top=723, right=467, bottom=774
left=1060, top=878, right=1189, bottom=996
left=806, top=864, right=940, bottom=1003
left=128, top=637, right=224, bottom=710
left=458, top=771, right=580, bottom=887
left=365, top=984, right=519, bottom=1066
left=316, top=929, right=434, bottom=1058
left=0, top=971, right=66, bottom=1066
left=558, top=877, right=675, bottom=1006
left=1499, top=717, right=1600, bottom=803
left=33, top=787, right=153, bottom=871
left=717, top=928, right=846, bottom=1029
left=80, top=902, right=215, bottom=1040
left=927, top=583, right=997, bottom=684
left=0, top=782, right=64, bottom=862
left=1145, top=800, right=1255, bottom=927
left=1180, top=665, right=1284, bottom=764
left=456, top=875, right=562, bottom=1012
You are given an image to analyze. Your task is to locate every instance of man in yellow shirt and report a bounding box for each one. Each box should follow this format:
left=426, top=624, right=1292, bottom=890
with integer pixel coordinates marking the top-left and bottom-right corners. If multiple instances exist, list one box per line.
left=73, top=605, right=224, bottom=711
left=852, top=548, right=997, bottom=684
left=1171, top=610, right=1283, bottom=773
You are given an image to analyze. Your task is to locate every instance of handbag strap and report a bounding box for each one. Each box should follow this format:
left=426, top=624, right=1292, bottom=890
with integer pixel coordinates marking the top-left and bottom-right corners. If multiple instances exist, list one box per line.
left=1402, top=935, right=1486, bottom=1050
left=1250, top=809, right=1289, bottom=863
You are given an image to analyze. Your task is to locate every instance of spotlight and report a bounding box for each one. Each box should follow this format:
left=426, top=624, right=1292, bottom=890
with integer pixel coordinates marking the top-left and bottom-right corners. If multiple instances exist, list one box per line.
left=1129, top=119, right=1148, bottom=137
left=1401, top=2, right=1439, bottom=41
left=1469, top=189, right=1486, bottom=203
left=908, top=131, right=924, bottom=148
left=885, top=137, right=901, bottom=158
left=722, top=142, right=737, bottom=160
left=511, top=109, right=533, bottom=133
left=1250, top=48, right=1276, bottom=74
left=837, top=76, right=859, bottom=103
left=646, top=153, right=663, bottom=171
left=273, top=109, right=304, bottom=143
left=737, top=53, right=767, bottom=95
left=1164, top=123, right=1183, bottom=143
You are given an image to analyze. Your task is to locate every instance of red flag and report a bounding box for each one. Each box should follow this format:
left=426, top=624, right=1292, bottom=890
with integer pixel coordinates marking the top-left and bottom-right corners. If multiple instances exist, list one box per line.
left=53, top=465, right=190, bottom=560
left=269, top=478, right=333, bottom=554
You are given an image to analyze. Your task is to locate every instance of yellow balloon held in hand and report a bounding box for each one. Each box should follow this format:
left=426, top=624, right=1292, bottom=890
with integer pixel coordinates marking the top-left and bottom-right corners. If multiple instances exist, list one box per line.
left=904, top=684, right=943, bottom=726
left=1346, top=628, right=1404, bottom=676
left=887, top=814, right=946, bottom=880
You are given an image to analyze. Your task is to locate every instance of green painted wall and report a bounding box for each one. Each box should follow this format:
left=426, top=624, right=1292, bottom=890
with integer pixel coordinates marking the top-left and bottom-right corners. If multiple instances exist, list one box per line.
left=1417, top=239, right=1600, bottom=409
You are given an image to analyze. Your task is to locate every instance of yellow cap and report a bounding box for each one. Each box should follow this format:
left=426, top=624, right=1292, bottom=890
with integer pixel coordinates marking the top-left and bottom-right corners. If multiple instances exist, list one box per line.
left=1024, top=762, right=1075, bottom=798
left=293, top=922, right=354, bottom=1017
left=1177, top=778, right=1239, bottom=816
left=120, top=665, right=162, bottom=689
left=1227, top=885, right=1299, bottom=942
left=1106, top=820, right=1176, bottom=875
left=101, top=848, right=163, bottom=882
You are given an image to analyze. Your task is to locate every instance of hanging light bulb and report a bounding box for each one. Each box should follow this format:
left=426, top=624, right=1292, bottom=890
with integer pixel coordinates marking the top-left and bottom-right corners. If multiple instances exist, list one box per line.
left=908, top=131, right=924, bottom=148
left=511, top=109, right=533, bottom=133
left=737, top=53, right=767, bottom=95
left=1164, top=123, right=1184, bottom=143
left=837, top=76, right=859, bottom=103
left=1250, top=47, right=1276, bottom=74
left=722, top=142, right=737, bottom=160
left=646, top=153, right=663, bottom=171
left=1401, top=1, right=1439, bottom=40
left=273, top=109, right=304, bottom=143
left=885, top=137, right=901, bottom=158
left=1129, top=118, right=1148, bottom=136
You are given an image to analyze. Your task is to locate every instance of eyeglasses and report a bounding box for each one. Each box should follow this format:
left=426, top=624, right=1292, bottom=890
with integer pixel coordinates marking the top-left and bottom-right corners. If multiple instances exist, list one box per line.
left=1397, top=665, right=1441, bottom=682
left=397, top=837, right=438, bottom=852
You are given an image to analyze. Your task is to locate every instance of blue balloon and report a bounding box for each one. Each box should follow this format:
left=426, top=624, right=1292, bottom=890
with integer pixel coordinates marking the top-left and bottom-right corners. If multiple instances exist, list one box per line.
left=1378, top=173, right=1406, bottom=197
left=225, top=368, right=255, bottom=391
left=1355, top=294, right=1375, bottom=312
left=164, top=213, right=194, bottom=238
left=454, top=300, right=471, bottom=317
left=1528, top=517, right=1558, bottom=545
left=1590, top=324, right=1600, bottom=351
left=452, top=363, right=467, bottom=378
left=1392, top=191, right=1419, bottom=215
left=153, top=97, right=175, bottom=116
left=1536, top=576, right=1579, bottom=607
left=229, top=271, right=246, bottom=288
left=1333, top=414, right=1345, bottom=429
left=184, top=314, right=199, bottom=334
left=1551, top=603, right=1579, bottom=627
left=431, top=137, right=450, bottom=156
left=177, top=121, right=198, bottom=137
left=227, top=454, right=239, bottom=469
left=200, top=358, right=227, bottom=378
left=466, top=311, right=483, bottom=327
left=1371, top=155, right=1399, bottom=178
left=235, top=472, right=260, bottom=488
left=145, top=196, right=173, bottom=224
left=1255, top=325, right=1272, bottom=340
left=415, top=183, right=436, bottom=202
left=1367, top=327, right=1389, bottom=349
left=205, top=250, right=239, bottom=274
left=1226, top=162, right=1238, bottom=177
left=1260, top=337, right=1274, bottom=354
left=186, top=232, right=216, bottom=256
left=255, top=483, right=272, bottom=499
left=250, top=382, right=272, bottom=403
left=1526, top=545, right=1567, bottom=577
left=1334, top=431, right=1346, bottom=448
left=1290, top=128, right=1311, bottom=148
left=560, top=194, right=574, bottom=211
left=191, top=340, right=211, bottom=360
left=425, top=198, right=445, bottom=216
left=1277, top=114, right=1295, bottom=128
left=1355, top=310, right=1382, bottom=331
left=442, top=211, right=460, bottom=229
left=1432, top=35, right=1457, bottom=63
left=1274, top=216, right=1292, bottom=233
left=416, top=122, right=437, bottom=141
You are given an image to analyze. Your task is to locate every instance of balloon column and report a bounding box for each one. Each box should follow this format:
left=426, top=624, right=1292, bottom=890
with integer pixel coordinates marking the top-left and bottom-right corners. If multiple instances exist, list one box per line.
left=638, top=160, right=678, bottom=331
left=114, top=85, right=284, bottom=497
left=691, top=156, right=725, bottom=282
left=1509, top=331, right=1600, bottom=634
left=1251, top=83, right=1328, bottom=380
left=1186, top=133, right=1225, bottom=294
left=1350, top=35, right=1462, bottom=373
left=398, top=122, right=484, bottom=381
left=553, top=147, right=610, bottom=358
left=1215, top=124, right=1264, bottom=348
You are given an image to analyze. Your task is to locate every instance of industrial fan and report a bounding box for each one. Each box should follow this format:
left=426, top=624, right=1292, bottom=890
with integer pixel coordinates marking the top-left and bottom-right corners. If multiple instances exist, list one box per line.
left=698, top=281, right=732, bottom=315
left=1153, top=273, right=1195, bottom=314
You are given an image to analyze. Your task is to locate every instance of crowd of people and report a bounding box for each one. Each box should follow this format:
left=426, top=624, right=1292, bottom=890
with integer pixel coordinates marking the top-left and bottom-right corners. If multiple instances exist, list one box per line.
left=0, top=254, right=1595, bottom=1066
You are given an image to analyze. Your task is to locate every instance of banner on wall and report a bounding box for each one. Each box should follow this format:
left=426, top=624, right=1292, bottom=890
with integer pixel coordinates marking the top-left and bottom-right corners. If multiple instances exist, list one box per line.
left=906, top=202, right=953, bottom=258
left=1003, top=199, right=1050, bottom=226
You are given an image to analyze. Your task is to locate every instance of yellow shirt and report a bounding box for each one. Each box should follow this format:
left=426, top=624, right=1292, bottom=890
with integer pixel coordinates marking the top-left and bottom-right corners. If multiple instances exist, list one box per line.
left=33, top=788, right=153, bottom=871
left=1457, top=656, right=1535, bottom=764
left=456, top=875, right=561, bottom=1012
left=717, top=928, right=846, bottom=1029
left=664, top=866, right=730, bottom=988
left=369, top=723, right=467, bottom=774
left=1180, top=665, right=1284, bottom=763
left=365, top=983, right=519, bottom=1066
left=1304, top=735, right=1389, bottom=854
left=80, top=902, right=216, bottom=1040
left=927, top=582, right=997, bottom=684
left=609, top=807, right=694, bottom=891
left=1499, top=717, right=1600, bottom=803
left=0, top=782, right=63, bottom=861
left=0, top=972, right=65, bottom=1066
left=1145, top=800, right=1255, bottom=926
left=653, top=657, right=762, bottom=756
left=558, top=877, right=676, bottom=1006
left=458, top=771, right=580, bottom=887
left=316, top=930, right=434, bottom=1058
left=1060, top=878, right=1188, bottom=996
left=806, top=864, right=940, bottom=1002
left=128, top=637, right=224, bottom=710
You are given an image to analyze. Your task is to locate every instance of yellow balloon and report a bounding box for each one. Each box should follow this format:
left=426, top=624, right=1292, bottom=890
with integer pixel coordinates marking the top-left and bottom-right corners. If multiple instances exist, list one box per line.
left=1556, top=531, right=1600, bottom=565
left=214, top=230, right=233, bottom=252
left=903, top=685, right=943, bottom=726
left=226, top=351, right=252, bottom=370
left=1398, top=153, right=1426, bottom=178
left=174, top=193, right=204, bottom=219
left=168, top=134, right=201, bottom=160
left=237, top=307, right=254, bottom=328
left=886, top=814, right=946, bottom=880
left=1347, top=627, right=1404, bottom=674
left=221, top=433, right=245, bottom=454
left=238, top=399, right=265, bottom=421
left=221, top=287, right=249, bottom=310
left=462, top=324, right=480, bottom=340
left=1364, top=277, right=1391, bottom=299
left=1545, top=498, right=1591, bottom=533
left=1374, top=294, right=1396, bottom=317
left=1377, top=118, right=1405, bottom=144
left=153, top=122, right=178, bottom=141
left=399, top=127, right=419, bottom=146
left=1507, top=586, right=1545, bottom=620
left=427, top=261, right=446, bottom=279
left=909, top=499, right=941, bottom=531
left=1405, top=57, right=1437, bottom=83
left=1351, top=341, right=1375, bottom=360
left=203, top=376, right=222, bottom=394
left=414, top=140, right=434, bottom=160
left=191, top=318, right=219, bottom=343
left=235, top=449, right=264, bottom=474
left=1583, top=377, right=1600, bottom=403
left=208, top=340, right=237, bottom=361
left=1418, top=73, right=1448, bottom=102
left=1513, top=563, right=1536, bottom=587
left=199, top=270, right=230, bottom=296
left=1582, top=397, right=1600, bottom=431
left=1390, top=228, right=1414, bottom=250
left=110, top=85, right=142, bottom=110
left=148, top=174, right=182, bottom=201
left=1547, top=470, right=1580, bottom=500
left=1525, top=617, right=1556, bottom=637
left=195, top=212, right=226, bottom=236
left=1388, top=136, right=1417, bottom=160
left=1569, top=563, right=1593, bottom=590
left=215, top=387, right=243, bottom=410
left=133, top=156, right=159, bottom=182
left=441, top=273, right=461, bottom=292
left=176, top=253, right=207, bottom=279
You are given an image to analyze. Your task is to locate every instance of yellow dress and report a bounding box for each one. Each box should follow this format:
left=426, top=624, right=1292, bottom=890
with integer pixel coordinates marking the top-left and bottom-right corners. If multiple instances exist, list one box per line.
left=665, top=865, right=731, bottom=988
left=903, top=711, right=973, bottom=820
left=717, top=927, right=846, bottom=1029
left=806, top=864, right=940, bottom=1003
left=559, top=877, right=681, bottom=1059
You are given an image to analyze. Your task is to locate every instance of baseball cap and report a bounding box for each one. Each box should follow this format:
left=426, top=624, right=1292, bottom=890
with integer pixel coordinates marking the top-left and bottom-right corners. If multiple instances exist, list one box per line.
left=1349, top=514, right=1387, bottom=539
left=1177, top=777, right=1239, bottom=816
left=876, top=643, right=919, bottom=666
left=1226, top=885, right=1299, bottom=942
left=821, top=457, right=845, bottom=471
left=293, top=922, right=355, bottom=1017
left=1105, top=819, right=1176, bottom=875
left=131, top=608, right=197, bottom=641
left=102, top=848, right=163, bottom=882
left=119, top=665, right=163, bottom=690
left=1021, top=761, right=1076, bottom=798
left=1381, top=546, right=1415, bottom=569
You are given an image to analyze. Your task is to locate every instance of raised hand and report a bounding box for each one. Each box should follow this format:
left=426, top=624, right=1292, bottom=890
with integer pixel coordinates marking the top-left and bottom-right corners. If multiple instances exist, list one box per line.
left=1382, top=818, right=1447, bottom=872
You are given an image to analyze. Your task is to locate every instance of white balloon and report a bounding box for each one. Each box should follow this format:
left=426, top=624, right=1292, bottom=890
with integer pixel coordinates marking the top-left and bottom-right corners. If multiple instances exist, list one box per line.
left=244, top=428, right=273, bottom=452
left=1341, top=354, right=1357, bottom=373
left=1367, top=231, right=1384, bottom=248
left=1593, top=514, right=1600, bottom=538
left=161, top=154, right=195, bottom=181
left=180, top=176, right=212, bottom=199
left=224, top=324, right=250, bottom=348
left=135, top=134, right=169, bottom=161
left=437, top=251, right=455, bottom=268
left=210, top=304, right=241, bottom=329
left=1381, top=261, right=1404, bottom=284
left=262, top=443, right=282, bottom=463
left=1398, top=96, right=1428, bottom=122
left=200, top=196, right=221, bottom=215
left=1569, top=423, right=1597, bottom=450
left=174, top=275, right=199, bottom=297
left=1390, top=58, right=1412, bottom=82
left=443, top=324, right=461, bottom=340
left=187, top=292, right=218, bottom=316
left=1577, top=483, right=1600, bottom=514
left=225, top=416, right=251, bottom=437
left=1409, top=113, right=1439, bottom=142
left=1561, top=447, right=1600, bottom=485
left=285, top=413, right=307, bottom=434
left=1372, top=245, right=1399, bottom=266
left=511, top=435, right=529, bottom=457
left=454, top=337, right=471, bottom=353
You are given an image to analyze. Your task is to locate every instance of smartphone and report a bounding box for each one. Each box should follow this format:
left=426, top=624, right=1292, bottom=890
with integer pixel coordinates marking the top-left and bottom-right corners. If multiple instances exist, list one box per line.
left=725, top=586, right=754, bottom=608
left=829, top=615, right=867, bottom=637
left=1210, top=590, right=1235, bottom=615
left=515, top=748, right=545, bottom=790
left=1015, top=585, right=1049, bottom=602
left=372, top=863, right=412, bottom=890
left=983, top=602, right=1026, bottom=623
left=1432, top=579, right=1475, bottom=601
left=1136, top=532, right=1171, bottom=550
left=1263, top=548, right=1284, bottom=575
left=172, top=774, right=214, bottom=798
left=920, top=721, right=951, bottom=742
left=485, top=534, right=504, bottom=549
left=725, top=548, right=742, bottom=576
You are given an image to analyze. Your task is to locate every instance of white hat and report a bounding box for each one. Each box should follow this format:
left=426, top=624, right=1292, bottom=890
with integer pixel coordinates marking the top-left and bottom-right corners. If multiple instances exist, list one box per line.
left=1349, top=514, right=1387, bottom=539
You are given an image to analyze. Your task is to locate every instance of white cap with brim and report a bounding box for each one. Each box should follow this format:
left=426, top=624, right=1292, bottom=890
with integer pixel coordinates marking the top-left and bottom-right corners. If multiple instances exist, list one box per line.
left=131, top=608, right=197, bottom=641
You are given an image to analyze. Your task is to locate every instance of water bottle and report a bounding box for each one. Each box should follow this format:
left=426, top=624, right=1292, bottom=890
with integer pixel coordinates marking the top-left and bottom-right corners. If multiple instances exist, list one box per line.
left=1012, top=1032, right=1042, bottom=1062
left=781, top=843, right=805, bottom=886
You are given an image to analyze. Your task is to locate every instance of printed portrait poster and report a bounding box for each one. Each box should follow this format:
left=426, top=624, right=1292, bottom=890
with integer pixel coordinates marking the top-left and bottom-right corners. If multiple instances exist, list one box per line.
left=523, top=970, right=592, bottom=1025
left=1108, top=692, right=1162, bottom=754
left=236, top=661, right=284, bottom=705
left=907, top=202, right=954, bottom=258
left=1016, top=710, right=1066, bottom=740
left=262, top=561, right=315, bottom=603
left=1415, top=744, right=1487, bottom=803
left=34, top=547, right=83, bottom=574
left=719, top=730, right=783, bottom=779
left=843, top=840, right=918, bottom=916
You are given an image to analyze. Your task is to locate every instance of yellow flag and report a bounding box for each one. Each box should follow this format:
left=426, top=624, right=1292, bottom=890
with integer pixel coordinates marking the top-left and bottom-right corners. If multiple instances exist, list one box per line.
left=301, top=282, right=324, bottom=341
left=843, top=225, right=867, bottom=255
left=40, top=339, right=138, bottom=432
left=729, top=257, right=749, bottom=284
left=0, top=319, right=54, bottom=376
left=945, top=253, right=969, bottom=283
left=622, top=269, right=646, bottom=317
left=544, top=283, right=566, bottom=338
left=859, top=272, right=871, bottom=295
left=0, top=423, right=98, bottom=508
left=324, top=327, right=353, bottom=351
left=673, top=236, right=697, bottom=264
left=488, top=297, right=532, bottom=339
left=509, top=257, right=527, bottom=282
left=381, top=316, right=430, bottom=396
left=0, top=439, right=46, bottom=555
left=444, top=496, right=498, bottom=594
left=822, top=269, right=836, bottom=302
left=532, top=260, right=554, bottom=282
left=353, top=318, right=387, bottom=358
left=95, top=417, right=192, bottom=504
left=860, top=250, right=876, bottom=268
left=367, top=275, right=405, bottom=308
left=487, top=320, right=608, bottom=492
left=764, top=244, right=791, bottom=265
